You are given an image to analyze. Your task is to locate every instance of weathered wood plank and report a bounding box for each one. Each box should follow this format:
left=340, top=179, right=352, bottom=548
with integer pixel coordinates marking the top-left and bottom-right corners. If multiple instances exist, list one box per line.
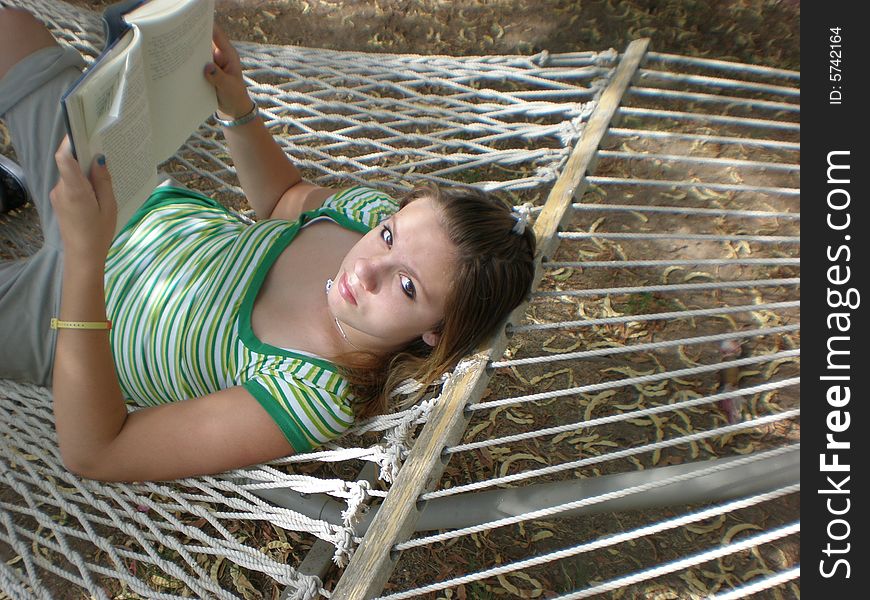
left=329, top=38, right=650, bottom=600
left=533, top=38, right=650, bottom=265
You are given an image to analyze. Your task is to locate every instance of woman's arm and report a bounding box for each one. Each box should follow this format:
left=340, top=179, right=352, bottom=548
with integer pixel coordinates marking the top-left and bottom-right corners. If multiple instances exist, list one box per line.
left=50, top=139, right=127, bottom=467
left=205, top=25, right=335, bottom=220
left=70, top=386, right=295, bottom=482
left=50, top=139, right=294, bottom=482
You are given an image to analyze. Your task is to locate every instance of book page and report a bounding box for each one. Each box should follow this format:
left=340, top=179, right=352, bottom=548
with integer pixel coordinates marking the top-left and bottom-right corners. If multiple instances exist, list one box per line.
left=94, top=48, right=158, bottom=232
left=62, top=31, right=135, bottom=169
left=63, top=28, right=158, bottom=234
left=127, top=0, right=217, bottom=161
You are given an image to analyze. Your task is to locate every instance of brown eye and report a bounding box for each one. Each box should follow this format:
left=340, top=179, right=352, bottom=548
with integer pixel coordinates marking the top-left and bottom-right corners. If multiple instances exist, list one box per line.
left=401, top=275, right=416, bottom=299
left=381, top=225, right=393, bottom=247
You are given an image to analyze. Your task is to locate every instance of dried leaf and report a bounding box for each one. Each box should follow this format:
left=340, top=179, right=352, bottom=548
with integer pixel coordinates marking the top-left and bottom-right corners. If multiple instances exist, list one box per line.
left=505, top=410, right=535, bottom=425
left=530, top=530, right=554, bottom=542
left=151, top=575, right=182, bottom=589
left=551, top=267, right=574, bottom=281
left=630, top=210, right=648, bottom=223
left=685, top=271, right=715, bottom=282
left=583, top=389, right=617, bottom=420
left=466, top=419, right=492, bottom=440
left=582, top=439, right=618, bottom=450
left=742, top=567, right=776, bottom=580
left=553, top=430, right=584, bottom=444
left=210, top=556, right=225, bottom=582
left=613, top=398, right=643, bottom=410
left=499, top=453, right=548, bottom=477
left=662, top=265, right=684, bottom=284
left=678, top=345, right=702, bottom=367
left=603, top=365, right=654, bottom=378
left=686, top=514, right=727, bottom=535
left=765, top=357, right=799, bottom=379
left=543, top=340, right=582, bottom=353
left=496, top=572, right=543, bottom=598
left=680, top=570, right=711, bottom=595
left=723, top=523, right=763, bottom=545
left=733, top=441, right=758, bottom=454
left=628, top=456, right=645, bottom=470
left=231, top=564, right=262, bottom=600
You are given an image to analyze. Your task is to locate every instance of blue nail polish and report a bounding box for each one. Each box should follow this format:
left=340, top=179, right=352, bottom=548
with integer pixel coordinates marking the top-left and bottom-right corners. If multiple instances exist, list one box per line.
left=97, top=155, right=106, bottom=166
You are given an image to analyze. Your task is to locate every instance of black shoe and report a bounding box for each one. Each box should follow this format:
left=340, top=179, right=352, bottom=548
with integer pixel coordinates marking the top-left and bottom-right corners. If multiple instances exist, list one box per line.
left=0, top=154, right=31, bottom=213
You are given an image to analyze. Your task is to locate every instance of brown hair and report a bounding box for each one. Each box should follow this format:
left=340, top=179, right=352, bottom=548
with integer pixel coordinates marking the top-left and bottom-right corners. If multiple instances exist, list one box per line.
left=343, top=183, right=536, bottom=419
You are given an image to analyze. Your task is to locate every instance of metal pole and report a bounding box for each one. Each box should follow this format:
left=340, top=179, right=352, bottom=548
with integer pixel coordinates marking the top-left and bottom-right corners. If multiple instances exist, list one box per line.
left=253, top=448, right=799, bottom=534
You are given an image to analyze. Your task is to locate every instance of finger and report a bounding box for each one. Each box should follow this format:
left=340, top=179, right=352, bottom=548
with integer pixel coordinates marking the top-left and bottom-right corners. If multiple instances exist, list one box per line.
left=204, top=61, right=222, bottom=82
left=211, top=25, right=238, bottom=68
left=54, top=136, right=87, bottom=184
left=212, top=23, right=229, bottom=49
left=211, top=40, right=227, bottom=68
left=88, top=154, right=115, bottom=210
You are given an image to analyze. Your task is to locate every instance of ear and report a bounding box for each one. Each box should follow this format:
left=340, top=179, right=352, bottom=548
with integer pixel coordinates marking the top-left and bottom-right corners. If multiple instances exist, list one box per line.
left=422, top=330, right=441, bottom=347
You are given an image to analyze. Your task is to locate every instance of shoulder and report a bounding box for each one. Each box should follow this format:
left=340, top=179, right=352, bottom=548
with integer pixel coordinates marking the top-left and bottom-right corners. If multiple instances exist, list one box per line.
left=242, top=360, right=354, bottom=453
left=319, top=186, right=400, bottom=230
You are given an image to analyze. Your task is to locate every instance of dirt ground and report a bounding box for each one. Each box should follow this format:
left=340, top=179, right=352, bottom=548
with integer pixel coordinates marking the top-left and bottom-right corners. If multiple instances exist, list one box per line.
left=67, top=0, right=799, bottom=70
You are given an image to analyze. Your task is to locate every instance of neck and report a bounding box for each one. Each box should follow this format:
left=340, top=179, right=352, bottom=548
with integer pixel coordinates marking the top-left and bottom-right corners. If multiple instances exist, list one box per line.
left=333, top=316, right=365, bottom=352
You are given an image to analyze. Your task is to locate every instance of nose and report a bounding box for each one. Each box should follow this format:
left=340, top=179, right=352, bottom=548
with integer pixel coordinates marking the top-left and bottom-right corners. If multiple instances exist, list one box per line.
left=353, top=255, right=385, bottom=292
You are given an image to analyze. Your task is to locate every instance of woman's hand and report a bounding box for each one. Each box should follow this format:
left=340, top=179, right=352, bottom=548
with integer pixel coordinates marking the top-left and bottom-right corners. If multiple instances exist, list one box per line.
left=204, top=24, right=254, bottom=119
left=50, top=137, right=117, bottom=260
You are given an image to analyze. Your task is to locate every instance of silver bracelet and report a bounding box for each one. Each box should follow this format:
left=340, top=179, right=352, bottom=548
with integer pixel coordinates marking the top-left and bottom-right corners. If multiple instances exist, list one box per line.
left=213, top=102, right=259, bottom=127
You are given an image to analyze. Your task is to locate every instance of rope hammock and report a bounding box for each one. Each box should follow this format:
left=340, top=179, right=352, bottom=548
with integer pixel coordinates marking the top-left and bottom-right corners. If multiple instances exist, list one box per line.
left=0, top=1, right=799, bottom=599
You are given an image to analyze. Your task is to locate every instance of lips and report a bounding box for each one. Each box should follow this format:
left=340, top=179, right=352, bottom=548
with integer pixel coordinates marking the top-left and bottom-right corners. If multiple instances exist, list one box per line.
left=339, top=272, right=357, bottom=305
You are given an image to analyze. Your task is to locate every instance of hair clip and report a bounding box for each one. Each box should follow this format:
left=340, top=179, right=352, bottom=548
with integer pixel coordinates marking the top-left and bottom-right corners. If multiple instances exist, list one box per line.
left=511, top=203, right=532, bottom=235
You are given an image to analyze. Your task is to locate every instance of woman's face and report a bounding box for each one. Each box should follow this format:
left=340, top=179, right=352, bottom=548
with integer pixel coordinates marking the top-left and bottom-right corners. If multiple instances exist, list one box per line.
left=327, top=196, right=457, bottom=352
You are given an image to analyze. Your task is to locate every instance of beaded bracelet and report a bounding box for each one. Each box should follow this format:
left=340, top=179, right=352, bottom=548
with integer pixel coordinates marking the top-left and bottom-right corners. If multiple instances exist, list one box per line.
left=50, top=318, right=112, bottom=331
left=212, top=102, right=260, bottom=128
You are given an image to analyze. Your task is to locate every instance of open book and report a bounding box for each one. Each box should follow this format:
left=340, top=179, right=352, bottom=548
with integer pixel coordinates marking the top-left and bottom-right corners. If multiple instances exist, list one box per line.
left=62, top=0, right=217, bottom=233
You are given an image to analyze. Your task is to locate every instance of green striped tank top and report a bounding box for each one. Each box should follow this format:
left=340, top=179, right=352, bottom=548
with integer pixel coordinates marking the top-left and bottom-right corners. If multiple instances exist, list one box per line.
left=104, top=185, right=399, bottom=452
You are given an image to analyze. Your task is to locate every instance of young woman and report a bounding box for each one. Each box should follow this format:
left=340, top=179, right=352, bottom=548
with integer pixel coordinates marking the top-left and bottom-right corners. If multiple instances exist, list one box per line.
left=0, top=9, right=536, bottom=482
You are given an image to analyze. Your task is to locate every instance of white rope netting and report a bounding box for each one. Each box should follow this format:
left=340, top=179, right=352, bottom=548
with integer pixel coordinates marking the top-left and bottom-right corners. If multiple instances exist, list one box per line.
left=380, top=50, right=800, bottom=599
left=0, top=1, right=621, bottom=598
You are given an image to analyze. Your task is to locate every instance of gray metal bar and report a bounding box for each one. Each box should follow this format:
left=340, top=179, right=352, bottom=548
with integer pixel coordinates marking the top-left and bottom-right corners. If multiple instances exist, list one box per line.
left=418, top=447, right=800, bottom=530
left=251, top=448, right=799, bottom=535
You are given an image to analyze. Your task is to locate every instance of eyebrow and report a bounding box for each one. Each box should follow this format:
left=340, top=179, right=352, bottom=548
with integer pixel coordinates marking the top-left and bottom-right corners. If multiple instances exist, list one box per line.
left=391, top=213, right=429, bottom=301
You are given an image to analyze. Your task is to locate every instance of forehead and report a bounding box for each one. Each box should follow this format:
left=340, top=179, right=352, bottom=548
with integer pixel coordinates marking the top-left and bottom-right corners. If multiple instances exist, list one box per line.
left=393, top=197, right=456, bottom=294
left=394, top=197, right=451, bottom=250
left=395, top=196, right=442, bottom=228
